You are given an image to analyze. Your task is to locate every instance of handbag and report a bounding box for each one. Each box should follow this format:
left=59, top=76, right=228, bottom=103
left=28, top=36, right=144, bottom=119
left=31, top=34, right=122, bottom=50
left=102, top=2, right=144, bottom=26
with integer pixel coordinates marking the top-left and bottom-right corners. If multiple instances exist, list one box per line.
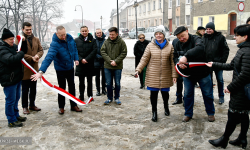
left=235, top=66, right=250, bottom=101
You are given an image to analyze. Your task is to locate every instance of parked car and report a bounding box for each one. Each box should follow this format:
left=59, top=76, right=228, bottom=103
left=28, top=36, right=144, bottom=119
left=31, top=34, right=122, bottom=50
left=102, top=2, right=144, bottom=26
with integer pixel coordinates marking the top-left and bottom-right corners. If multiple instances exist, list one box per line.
left=119, top=28, right=129, bottom=38
left=144, top=26, right=170, bottom=41
left=41, top=42, right=50, bottom=50
left=128, top=27, right=145, bottom=39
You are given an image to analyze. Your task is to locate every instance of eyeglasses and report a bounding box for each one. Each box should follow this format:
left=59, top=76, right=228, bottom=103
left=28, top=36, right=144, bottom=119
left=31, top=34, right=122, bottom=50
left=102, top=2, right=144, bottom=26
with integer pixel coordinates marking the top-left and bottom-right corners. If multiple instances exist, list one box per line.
left=139, top=37, right=145, bottom=39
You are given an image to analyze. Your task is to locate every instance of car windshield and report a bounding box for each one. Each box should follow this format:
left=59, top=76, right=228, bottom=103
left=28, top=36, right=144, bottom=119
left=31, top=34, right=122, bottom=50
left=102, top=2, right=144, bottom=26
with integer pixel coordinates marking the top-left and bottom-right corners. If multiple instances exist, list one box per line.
left=138, top=28, right=144, bottom=31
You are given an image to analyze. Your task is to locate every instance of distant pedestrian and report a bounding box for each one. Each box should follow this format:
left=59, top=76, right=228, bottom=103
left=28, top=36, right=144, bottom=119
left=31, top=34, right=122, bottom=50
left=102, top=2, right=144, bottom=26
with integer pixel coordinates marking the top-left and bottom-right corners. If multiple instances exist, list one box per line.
left=101, top=27, right=127, bottom=105
left=133, top=33, right=149, bottom=89
left=0, top=28, right=28, bottom=127
left=204, top=22, right=230, bottom=104
left=196, top=26, right=205, bottom=37
left=75, top=26, right=97, bottom=101
left=31, top=26, right=82, bottom=114
left=15, top=22, right=44, bottom=114
left=135, top=25, right=178, bottom=122
left=94, top=28, right=107, bottom=96
left=207, top=24, right=250, bottom=149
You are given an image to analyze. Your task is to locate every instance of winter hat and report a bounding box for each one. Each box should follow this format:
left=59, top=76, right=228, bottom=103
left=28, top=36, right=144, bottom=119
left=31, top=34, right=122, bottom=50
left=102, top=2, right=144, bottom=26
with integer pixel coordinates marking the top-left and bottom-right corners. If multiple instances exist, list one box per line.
left=197, top=26, right=205, bottom=31
left=154, top=25, right=166, bottom=37
left=206, top=22, right=215, bottom=31
left=1, top=28, right=14, bottom=40
left=174, top=26, right=187, bottom=36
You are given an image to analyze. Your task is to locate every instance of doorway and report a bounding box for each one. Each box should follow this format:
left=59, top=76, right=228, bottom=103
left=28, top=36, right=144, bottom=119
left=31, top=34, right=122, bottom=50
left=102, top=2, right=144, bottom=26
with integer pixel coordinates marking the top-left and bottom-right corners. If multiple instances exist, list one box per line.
left=230, top=14, right=237, bottom=35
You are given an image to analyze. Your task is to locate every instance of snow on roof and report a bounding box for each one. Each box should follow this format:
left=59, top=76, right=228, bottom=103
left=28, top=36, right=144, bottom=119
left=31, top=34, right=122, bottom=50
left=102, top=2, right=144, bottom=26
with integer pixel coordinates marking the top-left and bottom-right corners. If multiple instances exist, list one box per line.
left=112, top=0, right=144, bottom=17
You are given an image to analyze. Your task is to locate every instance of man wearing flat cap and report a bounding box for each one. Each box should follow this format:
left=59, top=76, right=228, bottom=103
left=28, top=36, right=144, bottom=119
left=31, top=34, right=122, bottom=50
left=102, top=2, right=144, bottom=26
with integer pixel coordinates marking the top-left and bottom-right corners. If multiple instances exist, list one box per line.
left=203, top=22, right=229, bottom=105
left=174, top=26, right=215, bottom=123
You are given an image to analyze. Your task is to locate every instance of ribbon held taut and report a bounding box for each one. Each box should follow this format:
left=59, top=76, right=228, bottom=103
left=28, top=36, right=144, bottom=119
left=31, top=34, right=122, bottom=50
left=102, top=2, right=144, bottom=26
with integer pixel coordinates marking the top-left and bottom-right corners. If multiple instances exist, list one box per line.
left=175, top=62, right=207, bottom=77
left=16, top=35, right=93, bottom=105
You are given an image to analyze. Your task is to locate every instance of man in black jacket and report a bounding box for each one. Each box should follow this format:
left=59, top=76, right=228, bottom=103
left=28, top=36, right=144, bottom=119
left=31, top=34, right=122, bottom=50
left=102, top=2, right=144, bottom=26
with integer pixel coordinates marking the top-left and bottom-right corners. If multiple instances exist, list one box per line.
left=0, top=28, right=27, bottom=127
left=204, top=22, right=229, bottom=105
left=174, top=26, right=215, bottom=122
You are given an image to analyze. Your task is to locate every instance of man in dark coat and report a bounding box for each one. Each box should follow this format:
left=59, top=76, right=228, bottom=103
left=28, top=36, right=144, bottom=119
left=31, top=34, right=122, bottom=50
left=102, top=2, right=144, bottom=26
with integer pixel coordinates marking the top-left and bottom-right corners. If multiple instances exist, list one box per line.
left=94, top=28, right=106, bottom=96
left=204, top=22, right=230, bottom=104
left=174, top=26, right=215, bottom=123
left=75, top=26, right=97, bottom=101
left=133, top=33, right=149, bottom=89
left=0, top=28, right=27, bottom=127
left=31, top=26, right=82, bottom=114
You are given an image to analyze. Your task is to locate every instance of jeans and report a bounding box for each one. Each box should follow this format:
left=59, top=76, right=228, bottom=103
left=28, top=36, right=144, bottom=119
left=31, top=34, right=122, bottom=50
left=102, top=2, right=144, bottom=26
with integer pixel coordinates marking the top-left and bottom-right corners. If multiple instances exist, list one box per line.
left=183, top=74, right=214, bottom=117
left=211, top=70, right=224, bottom=98
left=56, top=69, right=77, bottom=108
left=79, top=74, right=93, bottom=99
left=4, top=81, right=21, bottom=123
left=150, top=91, right=169, bottom=112
left=21, top=79, right=37, bottom=108
left=104, top=68, right=122, bottom=100
left=176, top=76, right=183, bottom=101
left=95, top=68, right=106, bottom=92
left=223, top=110, right=249, bottom=138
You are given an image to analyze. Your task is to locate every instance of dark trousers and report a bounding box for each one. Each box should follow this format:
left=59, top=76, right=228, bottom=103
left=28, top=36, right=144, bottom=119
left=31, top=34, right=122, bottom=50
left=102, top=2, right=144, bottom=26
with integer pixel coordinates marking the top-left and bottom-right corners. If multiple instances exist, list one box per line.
left=21, top=79, right=37, bottom=108
left=176, top=76, right=183, bottom=101
left=95, top=68, right=106, bottom=92
left=56, top=69, right=77, bottom=108
left=223, top=110, right=249, bottom=138
left=210, top=70, right=224, bottom=98
left=79, top=74, right=93, bottom=99
left=139, top=72, right=144, bottom=86
left=150, top=90, right=169, bottom=112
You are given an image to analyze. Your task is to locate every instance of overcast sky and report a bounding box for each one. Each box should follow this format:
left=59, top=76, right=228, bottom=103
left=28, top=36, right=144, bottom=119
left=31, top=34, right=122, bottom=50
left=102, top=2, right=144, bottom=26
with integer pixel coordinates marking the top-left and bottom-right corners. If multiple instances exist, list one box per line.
left=59, top=0, right=125, bottom=24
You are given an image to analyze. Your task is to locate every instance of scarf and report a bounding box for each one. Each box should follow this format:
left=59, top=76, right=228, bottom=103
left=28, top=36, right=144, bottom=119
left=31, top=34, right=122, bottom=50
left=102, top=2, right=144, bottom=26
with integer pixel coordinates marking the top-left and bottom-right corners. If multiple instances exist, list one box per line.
left=237, top=41, right=246, bottom=48
left=155, top=39, right=167, bottom=49
left=23, top=32, right=34, bottom=48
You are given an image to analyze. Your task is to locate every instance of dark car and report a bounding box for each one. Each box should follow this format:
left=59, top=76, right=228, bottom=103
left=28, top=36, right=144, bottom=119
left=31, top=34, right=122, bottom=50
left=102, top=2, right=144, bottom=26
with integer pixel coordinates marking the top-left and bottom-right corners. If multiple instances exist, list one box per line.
left=119, top=28, right=129, bottom=38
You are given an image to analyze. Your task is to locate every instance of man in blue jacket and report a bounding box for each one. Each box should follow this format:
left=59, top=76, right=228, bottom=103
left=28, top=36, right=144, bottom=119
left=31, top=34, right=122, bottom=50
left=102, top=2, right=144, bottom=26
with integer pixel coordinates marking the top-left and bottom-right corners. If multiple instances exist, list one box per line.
left=31, top=26, right=82, bottom=114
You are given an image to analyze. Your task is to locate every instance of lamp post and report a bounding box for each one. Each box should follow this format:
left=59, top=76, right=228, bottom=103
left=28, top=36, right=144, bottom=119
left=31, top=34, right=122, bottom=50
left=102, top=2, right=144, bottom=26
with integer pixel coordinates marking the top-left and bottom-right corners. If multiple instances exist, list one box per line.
left=75, top=5, right=83, bottom=26
left=117, top=0, right=119, bottom=32
left=133, top=1, right=139, bottom=39
left=100, top=16, right=103, bottom=29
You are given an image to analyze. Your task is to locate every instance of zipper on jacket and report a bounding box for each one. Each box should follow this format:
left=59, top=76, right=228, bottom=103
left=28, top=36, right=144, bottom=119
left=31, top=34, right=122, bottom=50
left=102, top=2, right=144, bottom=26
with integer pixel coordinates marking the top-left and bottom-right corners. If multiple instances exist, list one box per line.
left=160, top=49, right=162, bottom=88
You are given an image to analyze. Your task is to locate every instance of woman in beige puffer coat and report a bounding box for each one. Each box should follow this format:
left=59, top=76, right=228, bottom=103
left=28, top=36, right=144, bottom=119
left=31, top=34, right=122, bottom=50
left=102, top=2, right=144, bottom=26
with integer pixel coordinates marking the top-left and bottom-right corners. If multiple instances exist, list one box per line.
left=135, top=26, right=178, bottom=122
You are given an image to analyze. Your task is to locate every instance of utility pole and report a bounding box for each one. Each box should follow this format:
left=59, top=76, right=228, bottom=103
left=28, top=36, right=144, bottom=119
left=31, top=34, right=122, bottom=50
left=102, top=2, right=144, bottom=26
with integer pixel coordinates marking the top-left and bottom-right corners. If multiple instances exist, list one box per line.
left=100, top=16, right=102, bottom=29
left=133, top=1, right=139, bottom=39
left=117, top=0, right=119, bottom=31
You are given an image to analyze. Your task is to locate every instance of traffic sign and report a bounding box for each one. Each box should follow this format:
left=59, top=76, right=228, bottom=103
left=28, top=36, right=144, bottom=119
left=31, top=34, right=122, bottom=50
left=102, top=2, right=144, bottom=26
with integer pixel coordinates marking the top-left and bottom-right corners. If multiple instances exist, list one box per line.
left=238, top=2, right=245, bottom=12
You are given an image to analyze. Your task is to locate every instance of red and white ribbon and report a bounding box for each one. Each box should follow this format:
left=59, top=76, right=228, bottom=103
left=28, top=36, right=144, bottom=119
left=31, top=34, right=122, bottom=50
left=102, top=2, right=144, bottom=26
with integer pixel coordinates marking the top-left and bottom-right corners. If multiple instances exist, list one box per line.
left=175, top=62, right=207, bottom=77
left=16, top=35, right=93, bottom=105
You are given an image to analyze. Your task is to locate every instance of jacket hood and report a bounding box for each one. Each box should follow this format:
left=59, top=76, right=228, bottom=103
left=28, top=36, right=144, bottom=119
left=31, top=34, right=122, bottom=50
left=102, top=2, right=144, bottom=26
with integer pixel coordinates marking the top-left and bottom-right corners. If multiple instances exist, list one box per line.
left=239, top=41, right=250, bottom=48
left=0, top=38, right=11, bottom=47
left=52, top=33, right=74, bottom=43
left=107, top=36, right=122, bottom=43
left=95, top=32, right=106, bottom=39
left=79, top=33, right=94, bottom=41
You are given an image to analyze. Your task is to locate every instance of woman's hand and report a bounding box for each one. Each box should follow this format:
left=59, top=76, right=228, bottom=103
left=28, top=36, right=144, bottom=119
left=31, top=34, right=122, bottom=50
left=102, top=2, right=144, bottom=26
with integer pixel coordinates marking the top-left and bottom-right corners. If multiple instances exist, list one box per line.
left=205, top=62, right=213, bottom=67
left=224, top=87, right=230, bottom=93
left=134, top=71, right=139, bottom=78
left=173, top=78, right=177, bottom=83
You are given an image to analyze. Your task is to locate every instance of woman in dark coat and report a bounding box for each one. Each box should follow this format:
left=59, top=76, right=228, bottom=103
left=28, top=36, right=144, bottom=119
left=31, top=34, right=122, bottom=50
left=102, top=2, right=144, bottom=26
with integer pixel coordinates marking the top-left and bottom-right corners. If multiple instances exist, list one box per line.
left=75, top=26, right=97, bottom=101
left=207, top=24, right=250, bottom=149
left=133, top=33, right=149, bottom=89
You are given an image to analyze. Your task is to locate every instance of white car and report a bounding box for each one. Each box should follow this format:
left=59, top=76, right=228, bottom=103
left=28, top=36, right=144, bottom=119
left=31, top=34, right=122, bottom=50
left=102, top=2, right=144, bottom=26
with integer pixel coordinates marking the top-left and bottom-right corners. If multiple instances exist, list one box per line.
left=128, top=27, right=145, bottom=39
left=144, top=26, right=170, bottom=41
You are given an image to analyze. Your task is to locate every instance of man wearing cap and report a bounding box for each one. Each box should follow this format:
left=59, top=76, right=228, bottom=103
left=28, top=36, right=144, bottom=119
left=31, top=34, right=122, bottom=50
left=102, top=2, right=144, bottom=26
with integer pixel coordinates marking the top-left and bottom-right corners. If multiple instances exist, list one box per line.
left=203, top=22, right=229, bottom=105
left=196, top=26, right=206, bottom=37
left=174, top=26, right=215, bottom=122
left=0, top=28, right=28, bottom=127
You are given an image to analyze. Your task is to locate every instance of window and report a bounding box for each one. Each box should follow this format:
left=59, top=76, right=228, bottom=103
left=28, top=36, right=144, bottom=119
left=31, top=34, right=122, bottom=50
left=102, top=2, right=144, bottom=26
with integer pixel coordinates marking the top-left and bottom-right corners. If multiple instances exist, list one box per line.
left=176, top=0, right=180, bottom=6
left=144, top=4, right=146, bottom=13
left=153, top=1, right=156, bottom=10
left=198, top=17, right=203, bottom=26
left=155, top=19, right=158, bottom=26
left=186, top=0, right=190, bottom=4
left=169, top=0, right=172, bottom=8
left=159, top=19, right=162, bottom=25
left=140, top=21, right=141, bottom=27
left=129, top=8, right=131, bottom=16
left=176, top=16, right=180, bottom=26
left=198, top=0, right=203, bottom=2
left=159, top=0, right=161, bottom=9
left=148, top=2, right=151, bottom=11
left=209, top=16, right=214, bottom=23
left=148, top=20, right=151, bottom=27
left=186, top=15, right=190, bottom=26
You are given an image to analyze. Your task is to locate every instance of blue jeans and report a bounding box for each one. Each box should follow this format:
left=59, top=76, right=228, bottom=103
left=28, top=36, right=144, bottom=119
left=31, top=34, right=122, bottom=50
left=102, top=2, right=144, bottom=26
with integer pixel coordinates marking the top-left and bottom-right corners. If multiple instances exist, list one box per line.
left=211, top=70, right=224, bottom=98
left=104, top=68, right=122, bottom=100
left=4, top=81, right=21, bottom=123
left=183, top=74, right=215, bottom=117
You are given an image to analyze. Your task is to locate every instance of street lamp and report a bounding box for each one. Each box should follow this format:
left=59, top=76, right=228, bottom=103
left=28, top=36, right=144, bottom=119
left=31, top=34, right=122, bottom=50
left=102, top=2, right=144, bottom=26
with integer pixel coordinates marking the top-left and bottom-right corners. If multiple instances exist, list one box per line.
left=100, top=16, right=102, bottom=29
left=75, top=5, right=83, bottom=26
left=117, top=0, right=119, bottom=32
left=133, top=1, right=139, bottom=39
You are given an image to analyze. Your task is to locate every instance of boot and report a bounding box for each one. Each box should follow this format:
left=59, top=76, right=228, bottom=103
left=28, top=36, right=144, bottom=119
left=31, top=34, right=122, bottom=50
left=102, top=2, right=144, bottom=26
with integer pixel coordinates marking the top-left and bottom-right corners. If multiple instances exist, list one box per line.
left=219, top=97, right=224, bottom=105
left=229, top=136, right=247, bottom=149
left=165, top=106, right=170, bottom=116
left=96, top=91, right=101, bottom=96
left=208, top=135, right=229, bottom=149
left=152, top=111, right=157, bottom=122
